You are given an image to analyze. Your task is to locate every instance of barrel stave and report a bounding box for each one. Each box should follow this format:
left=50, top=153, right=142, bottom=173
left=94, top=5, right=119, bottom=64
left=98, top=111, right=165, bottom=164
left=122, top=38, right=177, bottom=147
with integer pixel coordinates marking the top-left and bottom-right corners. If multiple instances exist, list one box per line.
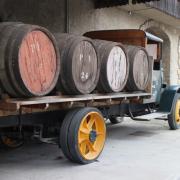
left=0, top=23, right=24, bottom=97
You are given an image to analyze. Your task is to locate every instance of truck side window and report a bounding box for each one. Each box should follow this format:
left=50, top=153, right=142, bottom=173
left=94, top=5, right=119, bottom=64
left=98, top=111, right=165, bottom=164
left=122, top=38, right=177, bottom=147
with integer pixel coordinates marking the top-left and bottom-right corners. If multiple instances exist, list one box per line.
left=153, top=61, right=160, bottom=70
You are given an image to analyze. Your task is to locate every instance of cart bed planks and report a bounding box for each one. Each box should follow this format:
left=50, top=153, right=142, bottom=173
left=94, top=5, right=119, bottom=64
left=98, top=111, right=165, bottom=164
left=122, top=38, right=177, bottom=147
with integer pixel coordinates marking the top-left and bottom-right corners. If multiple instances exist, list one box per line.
left=0, top=92, right=151, bottom=117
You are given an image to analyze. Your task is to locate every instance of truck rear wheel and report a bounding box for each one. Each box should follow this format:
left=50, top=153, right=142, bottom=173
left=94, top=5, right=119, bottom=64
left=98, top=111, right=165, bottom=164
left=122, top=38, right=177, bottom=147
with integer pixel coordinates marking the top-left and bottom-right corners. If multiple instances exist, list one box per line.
left=60, top=107, right=106, bottom=164
left=168, top=95, right=180, bottom=130
left=109, top=116, right=124, bottom=124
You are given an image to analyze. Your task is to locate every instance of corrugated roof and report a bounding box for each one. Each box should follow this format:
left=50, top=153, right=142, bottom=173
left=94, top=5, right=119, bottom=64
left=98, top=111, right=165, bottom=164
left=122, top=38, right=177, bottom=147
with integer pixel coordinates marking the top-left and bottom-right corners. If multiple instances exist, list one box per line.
left=95, top=0, right=160, bottom=8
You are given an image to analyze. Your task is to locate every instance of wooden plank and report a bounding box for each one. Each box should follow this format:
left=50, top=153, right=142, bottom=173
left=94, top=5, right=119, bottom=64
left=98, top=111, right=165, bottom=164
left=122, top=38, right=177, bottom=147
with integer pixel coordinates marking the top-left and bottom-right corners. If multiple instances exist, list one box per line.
left=0, top=101, right=19, bottom=111
left=0, top=92, right=151, bottom=117
left=85, top=30, right=147, bottom=47
left=5, top=92, right=151, bottom=107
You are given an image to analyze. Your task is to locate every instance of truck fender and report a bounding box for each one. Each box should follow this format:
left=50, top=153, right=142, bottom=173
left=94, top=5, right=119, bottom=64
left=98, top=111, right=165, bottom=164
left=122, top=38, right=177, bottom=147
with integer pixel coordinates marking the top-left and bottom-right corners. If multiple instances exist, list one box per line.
left=159, top=85, right=180, bottom=113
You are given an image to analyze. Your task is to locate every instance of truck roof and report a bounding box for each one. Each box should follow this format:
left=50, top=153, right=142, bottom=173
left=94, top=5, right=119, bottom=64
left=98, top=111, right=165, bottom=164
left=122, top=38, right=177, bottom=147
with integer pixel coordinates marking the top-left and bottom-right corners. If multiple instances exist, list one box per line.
left=84, top=29, right=163, bottom=47
left=145, top=32, right=163, bottom=43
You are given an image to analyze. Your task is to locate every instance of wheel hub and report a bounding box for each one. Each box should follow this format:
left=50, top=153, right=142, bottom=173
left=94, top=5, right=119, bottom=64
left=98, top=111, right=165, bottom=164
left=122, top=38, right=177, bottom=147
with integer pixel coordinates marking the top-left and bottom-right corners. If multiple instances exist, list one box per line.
left=89, top=130, right=97, bottom=143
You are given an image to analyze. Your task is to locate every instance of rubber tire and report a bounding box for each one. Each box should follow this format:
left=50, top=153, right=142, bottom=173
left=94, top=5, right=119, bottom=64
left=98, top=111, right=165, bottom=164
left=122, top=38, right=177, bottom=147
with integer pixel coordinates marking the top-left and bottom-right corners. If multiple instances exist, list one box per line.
left=109, top=116, right=124, bottom=124
left=59, top=108, right=81, bottom=161
left=60, top=107, right=106, bottom=164
left=168, top=94, right=180, bottom=130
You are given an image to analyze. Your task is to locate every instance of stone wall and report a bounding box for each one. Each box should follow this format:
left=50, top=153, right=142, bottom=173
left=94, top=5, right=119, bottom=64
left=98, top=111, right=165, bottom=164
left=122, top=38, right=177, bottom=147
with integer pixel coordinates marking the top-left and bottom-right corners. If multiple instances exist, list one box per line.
left=0, top=0, right=66, bottom=32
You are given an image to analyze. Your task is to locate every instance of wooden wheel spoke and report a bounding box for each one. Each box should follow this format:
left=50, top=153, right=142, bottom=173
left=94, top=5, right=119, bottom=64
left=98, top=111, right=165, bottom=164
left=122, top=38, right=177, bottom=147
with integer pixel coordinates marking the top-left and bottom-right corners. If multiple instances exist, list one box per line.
left=96, top=131, right=103, bottom=136
left=80, top=127, right=90, bottom=135
left=80, top=140, right=88, bottom=155
left=87, top=116, right=95, bottom=130
left=79, top=133, right=89, bottom=144
left=87, top=141, right=96, bottom=152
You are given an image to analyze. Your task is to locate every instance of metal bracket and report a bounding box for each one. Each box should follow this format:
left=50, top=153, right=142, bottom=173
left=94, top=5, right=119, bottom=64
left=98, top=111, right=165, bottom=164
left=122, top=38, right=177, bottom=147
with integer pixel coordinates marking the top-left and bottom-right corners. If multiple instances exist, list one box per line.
left=33, top=125, right=58, bottom=145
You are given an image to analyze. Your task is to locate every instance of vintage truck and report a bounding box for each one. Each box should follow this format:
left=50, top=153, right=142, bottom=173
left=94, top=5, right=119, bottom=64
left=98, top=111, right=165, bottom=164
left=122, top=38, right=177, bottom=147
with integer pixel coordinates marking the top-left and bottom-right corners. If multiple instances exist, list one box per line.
left=0, top=29, right=179, bottom=164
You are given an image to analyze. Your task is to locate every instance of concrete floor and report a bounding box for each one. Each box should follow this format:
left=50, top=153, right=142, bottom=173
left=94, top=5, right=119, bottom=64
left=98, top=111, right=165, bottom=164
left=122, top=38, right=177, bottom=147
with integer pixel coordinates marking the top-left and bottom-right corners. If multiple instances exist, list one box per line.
left=1, top=118, right=180, bottom=180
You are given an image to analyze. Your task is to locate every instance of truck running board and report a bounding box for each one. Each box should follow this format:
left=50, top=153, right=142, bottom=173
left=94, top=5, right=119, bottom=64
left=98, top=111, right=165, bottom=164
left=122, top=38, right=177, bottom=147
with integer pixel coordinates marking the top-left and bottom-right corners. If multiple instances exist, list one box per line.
left=130, top=112, right=169, bottom=121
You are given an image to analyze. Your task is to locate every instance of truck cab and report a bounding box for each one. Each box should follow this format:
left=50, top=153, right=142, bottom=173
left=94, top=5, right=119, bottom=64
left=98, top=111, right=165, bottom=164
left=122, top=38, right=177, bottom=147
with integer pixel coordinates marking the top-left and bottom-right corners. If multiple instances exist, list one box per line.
left=85, top=29, right=180, bottom=129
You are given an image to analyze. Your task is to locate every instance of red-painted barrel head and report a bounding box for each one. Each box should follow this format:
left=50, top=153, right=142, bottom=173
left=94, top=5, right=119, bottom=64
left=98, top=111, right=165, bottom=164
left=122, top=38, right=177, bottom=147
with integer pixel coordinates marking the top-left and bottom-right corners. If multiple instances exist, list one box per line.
left=19, top=30, right=58, bottom=96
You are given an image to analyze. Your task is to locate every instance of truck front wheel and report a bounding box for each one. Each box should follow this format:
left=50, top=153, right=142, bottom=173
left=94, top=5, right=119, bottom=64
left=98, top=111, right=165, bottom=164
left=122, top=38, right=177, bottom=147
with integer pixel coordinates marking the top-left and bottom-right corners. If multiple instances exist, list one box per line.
left=168, top=95, right=180, bottom=130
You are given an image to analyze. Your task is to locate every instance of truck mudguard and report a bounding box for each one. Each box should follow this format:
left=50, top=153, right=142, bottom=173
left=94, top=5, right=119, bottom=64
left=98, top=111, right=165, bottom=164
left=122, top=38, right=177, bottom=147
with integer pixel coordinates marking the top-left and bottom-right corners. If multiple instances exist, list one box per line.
left=159, top=85, right=180, bottom=113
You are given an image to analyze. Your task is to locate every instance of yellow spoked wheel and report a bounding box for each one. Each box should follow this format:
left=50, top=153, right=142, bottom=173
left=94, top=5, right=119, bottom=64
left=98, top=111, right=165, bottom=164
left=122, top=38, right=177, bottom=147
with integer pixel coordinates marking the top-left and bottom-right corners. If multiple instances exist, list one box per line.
left=168, top=96, right=180, bottom=130
left=78, top=112, right=106, bottom=161
left=60, top=107, right=106, bottom=164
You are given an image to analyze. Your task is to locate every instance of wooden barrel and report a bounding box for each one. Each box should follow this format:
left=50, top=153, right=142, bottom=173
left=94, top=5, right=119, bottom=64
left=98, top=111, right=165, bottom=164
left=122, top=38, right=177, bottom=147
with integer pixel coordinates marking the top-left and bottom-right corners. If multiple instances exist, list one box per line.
left=54, top=33, right=100, bottom=95
left=93, top=40, right=129, bottom=93
left=125, top=45, right=150, bottom=91
left=0, top=22, right=60, bottom=97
